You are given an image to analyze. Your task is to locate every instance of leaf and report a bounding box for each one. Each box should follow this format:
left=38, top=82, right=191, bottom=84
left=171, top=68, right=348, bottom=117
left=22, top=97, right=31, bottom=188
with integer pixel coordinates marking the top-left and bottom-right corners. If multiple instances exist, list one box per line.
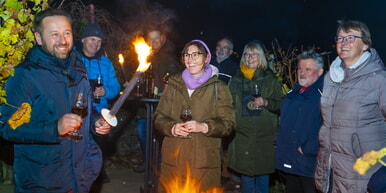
left=8, top=102, right=32, bottom=129
left=18, top=9, right=30, bottom=23
left=0, top=9, right=12, bottom=21
left=5, top=0, right=22, bottom=11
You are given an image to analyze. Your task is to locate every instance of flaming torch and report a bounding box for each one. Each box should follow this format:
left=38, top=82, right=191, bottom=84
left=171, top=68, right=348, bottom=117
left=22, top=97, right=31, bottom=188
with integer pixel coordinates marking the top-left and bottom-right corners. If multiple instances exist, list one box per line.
left=101, top=37, right=152, bottom=126
left=118, top=53, right=126, bottom=80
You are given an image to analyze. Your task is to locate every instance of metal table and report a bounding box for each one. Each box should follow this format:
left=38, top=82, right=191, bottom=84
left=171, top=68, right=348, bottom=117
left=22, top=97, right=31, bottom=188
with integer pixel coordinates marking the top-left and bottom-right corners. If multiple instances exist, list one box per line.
left=138, top=98, right=160, bottom=193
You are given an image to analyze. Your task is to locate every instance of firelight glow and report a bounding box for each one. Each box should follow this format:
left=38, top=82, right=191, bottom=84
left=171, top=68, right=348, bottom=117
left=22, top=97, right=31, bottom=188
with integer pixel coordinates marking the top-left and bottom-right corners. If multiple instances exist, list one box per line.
left=133, top=37, right=152, bottom=72
left=118, top=53, right=124, bottom=65
left=160, top=165, right=224, bottom=193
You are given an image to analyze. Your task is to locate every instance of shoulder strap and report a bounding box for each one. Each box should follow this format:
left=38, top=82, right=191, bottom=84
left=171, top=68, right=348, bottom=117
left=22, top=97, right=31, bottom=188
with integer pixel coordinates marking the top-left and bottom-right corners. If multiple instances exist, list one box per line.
left=215, top=81, right=218, bottom=105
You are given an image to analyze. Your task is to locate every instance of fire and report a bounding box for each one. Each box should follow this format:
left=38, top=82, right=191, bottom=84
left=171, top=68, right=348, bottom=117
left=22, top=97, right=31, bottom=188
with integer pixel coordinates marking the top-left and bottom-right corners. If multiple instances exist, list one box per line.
left=160, top=165, right=224, bottom=193
left=133, top=37, right=152, bottom=72
left=118, top=53, right=124, bottom=65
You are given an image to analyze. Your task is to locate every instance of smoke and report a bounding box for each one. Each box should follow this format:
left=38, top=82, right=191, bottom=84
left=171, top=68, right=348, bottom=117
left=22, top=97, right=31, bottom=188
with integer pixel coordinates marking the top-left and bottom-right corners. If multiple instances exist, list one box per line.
left=113, top=0, right=178, bottom=41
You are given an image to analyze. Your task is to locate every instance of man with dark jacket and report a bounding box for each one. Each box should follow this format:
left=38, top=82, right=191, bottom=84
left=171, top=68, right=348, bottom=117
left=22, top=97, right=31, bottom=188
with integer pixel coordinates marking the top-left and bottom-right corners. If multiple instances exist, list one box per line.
left=275, top=50, right=324, bottom=193
left=132, top=27, right=181, bottom=173
left=211, top=37, right=241, bottom=191
left=211, top=37, right=239, bottom=84
left=0, top=9, right=111, bottom=193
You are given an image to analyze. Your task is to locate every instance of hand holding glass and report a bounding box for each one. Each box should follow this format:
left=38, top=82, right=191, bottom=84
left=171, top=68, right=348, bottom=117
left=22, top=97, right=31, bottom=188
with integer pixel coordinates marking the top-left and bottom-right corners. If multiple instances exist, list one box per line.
left=252, top=85, right=262, bottom=110
left=70, top=92, right=87, bottom=140
left=179, top=105, right=192, bottom=138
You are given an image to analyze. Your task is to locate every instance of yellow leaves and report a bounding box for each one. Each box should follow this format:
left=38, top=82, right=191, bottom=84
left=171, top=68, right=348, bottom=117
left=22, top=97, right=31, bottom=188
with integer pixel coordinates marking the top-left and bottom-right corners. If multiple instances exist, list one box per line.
left=353, top=147, right=386, bottom=175
left=5, top=0, right=23, bottom=11
left=8, top=103, right=32, bottom=129
left=0, top=0, right=48, bottom=104
left=0, top=9, right=12, bottom=21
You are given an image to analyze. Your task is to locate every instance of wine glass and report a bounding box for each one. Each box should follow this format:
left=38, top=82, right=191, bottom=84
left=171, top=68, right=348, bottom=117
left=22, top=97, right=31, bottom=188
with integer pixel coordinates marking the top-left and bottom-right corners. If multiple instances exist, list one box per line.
left=252, top=85, right=261, bottom=110
left=70, top=92, right=87, bottom=140
left=180, top=105, right=192, bottom=138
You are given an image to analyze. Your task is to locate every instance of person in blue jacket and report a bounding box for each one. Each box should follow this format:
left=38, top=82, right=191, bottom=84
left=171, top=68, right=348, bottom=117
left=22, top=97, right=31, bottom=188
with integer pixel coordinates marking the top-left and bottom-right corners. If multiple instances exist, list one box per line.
left=0, top=9, right=111, bottom=193
left=74, top=23, right=121, bottom=183
left=75, top=23, right=121, bottom=113
left=275, top=50, right=324, bottom=193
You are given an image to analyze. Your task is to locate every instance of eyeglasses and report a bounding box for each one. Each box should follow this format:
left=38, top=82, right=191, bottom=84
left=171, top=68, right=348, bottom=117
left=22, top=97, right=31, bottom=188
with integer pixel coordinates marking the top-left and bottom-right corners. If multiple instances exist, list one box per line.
left=335, top=35, right=363, bottom=43
left=243, top=53, right=259, bottom=58
left=216, top=46, right=231, bottom=50
left=183, top=52, right=203, bottom=60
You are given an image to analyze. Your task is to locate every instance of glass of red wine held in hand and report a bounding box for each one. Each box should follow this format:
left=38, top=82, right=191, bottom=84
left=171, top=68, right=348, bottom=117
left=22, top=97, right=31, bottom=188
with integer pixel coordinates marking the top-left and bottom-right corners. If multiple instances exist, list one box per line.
left=70, top=92, right=88, bottom=140
left=180, top=105, right=192, bottom=138
left=252, top=85, right=262, bottom=110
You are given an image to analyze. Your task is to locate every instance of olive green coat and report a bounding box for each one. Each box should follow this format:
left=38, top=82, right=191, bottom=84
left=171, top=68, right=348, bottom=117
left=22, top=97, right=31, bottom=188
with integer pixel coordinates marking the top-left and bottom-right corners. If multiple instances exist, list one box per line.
left=154, top=73, right=235, bottom=192
left=228, top=69, right=284, bottom=176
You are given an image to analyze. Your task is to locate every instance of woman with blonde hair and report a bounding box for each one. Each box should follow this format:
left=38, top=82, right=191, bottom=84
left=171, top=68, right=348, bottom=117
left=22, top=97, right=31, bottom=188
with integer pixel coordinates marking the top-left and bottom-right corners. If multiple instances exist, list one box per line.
left=228, top=40, right=284, bottom=193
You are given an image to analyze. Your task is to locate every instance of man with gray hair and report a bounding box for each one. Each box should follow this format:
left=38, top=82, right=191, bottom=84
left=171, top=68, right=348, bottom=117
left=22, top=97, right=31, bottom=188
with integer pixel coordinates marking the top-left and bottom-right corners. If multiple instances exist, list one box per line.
left=211, top=37, right=239, bottom=84
left=275, top=49, right=324, bottom=193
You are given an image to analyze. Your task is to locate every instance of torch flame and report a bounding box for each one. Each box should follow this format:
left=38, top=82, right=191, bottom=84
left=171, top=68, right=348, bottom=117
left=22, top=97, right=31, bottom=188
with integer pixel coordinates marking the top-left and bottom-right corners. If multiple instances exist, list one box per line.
left=133, top=37, right=152, bottom=72
left=118, top=53, right=124, bottom=65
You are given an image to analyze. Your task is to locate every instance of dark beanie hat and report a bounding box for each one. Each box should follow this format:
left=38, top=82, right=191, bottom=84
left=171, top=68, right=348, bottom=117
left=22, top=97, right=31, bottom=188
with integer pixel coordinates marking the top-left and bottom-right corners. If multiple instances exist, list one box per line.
left=81, top=24, right=104, bottom=39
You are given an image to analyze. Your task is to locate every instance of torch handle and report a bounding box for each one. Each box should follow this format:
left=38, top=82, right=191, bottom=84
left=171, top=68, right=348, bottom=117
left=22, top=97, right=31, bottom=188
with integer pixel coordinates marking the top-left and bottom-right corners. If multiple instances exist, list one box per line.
left=110, top=72, right=143, bottom=115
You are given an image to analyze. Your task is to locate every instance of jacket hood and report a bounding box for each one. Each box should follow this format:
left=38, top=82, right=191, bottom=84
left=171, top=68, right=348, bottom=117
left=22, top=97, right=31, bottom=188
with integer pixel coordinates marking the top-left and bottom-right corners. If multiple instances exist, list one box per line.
left=287, top=74, right=324, bottom=99
left=20, top=45, right=87, bottom=88
left=21, top=46, right=71, bottom=74
left=329, top=48, right=385, bottom=83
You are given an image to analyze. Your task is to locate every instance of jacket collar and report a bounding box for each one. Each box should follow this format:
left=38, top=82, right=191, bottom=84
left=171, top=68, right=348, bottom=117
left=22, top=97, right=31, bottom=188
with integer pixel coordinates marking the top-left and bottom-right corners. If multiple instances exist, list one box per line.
left=288, top=74, right=324, bottom=98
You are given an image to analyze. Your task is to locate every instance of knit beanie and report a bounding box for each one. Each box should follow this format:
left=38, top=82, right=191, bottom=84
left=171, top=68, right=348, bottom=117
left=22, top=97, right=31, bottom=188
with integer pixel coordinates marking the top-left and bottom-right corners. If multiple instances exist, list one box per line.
left=81, top=24, right=104, bottom=39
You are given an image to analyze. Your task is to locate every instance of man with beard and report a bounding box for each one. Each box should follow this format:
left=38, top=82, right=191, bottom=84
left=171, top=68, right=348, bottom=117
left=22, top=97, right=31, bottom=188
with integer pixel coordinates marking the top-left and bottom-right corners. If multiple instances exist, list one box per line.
left=275, top=50, right=324, bottom=193
left=132, top=26, right=180, bottom=173
left=210, top=37, right=241, bottom=192
left=0, top=9, right=110, bottom=193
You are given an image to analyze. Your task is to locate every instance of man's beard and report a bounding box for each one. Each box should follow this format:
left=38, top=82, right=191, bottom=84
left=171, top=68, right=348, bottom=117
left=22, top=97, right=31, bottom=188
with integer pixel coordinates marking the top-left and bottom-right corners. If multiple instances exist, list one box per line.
left=41, top=42, right=72, bottom=60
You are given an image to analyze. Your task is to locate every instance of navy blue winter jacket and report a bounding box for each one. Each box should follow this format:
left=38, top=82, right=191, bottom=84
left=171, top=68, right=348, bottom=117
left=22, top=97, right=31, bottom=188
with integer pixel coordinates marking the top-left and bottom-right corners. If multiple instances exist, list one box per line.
left=0, top=46, right=102, bottom=193
left=275, top=75, right=323, bottom=178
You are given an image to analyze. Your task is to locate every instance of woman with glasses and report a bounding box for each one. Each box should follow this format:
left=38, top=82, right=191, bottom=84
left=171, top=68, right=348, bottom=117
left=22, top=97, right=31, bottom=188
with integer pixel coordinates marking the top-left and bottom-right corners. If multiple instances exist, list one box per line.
left=315, top=20, right=386, bottom=193
left=227, top=40, right=284, bottom=193
left=153, top=40, right=236, bottom=192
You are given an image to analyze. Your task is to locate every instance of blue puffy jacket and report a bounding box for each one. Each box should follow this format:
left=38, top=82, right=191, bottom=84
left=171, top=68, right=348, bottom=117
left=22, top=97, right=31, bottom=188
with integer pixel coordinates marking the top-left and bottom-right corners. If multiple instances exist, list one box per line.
left=74, top=43, right=120, bottom=113
left=275, top=75, right=323, bottom=178
left=0, top=46, right=102, bottom=193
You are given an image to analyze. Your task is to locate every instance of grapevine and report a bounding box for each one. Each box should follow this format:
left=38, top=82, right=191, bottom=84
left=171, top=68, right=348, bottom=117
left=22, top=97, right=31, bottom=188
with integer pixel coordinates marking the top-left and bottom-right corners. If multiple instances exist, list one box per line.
left=0, top=0, right=49, bottom=104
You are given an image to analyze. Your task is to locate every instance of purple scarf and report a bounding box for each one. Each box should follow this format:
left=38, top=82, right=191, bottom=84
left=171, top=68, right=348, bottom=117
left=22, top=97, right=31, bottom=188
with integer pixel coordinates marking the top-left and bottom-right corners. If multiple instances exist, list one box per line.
left=182, top=40, right=212, bottom=90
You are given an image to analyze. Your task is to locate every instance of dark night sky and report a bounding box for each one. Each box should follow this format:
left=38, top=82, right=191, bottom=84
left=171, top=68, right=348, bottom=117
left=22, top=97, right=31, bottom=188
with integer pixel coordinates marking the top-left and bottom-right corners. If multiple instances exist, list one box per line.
left=89, top=0, right=386, bottom=62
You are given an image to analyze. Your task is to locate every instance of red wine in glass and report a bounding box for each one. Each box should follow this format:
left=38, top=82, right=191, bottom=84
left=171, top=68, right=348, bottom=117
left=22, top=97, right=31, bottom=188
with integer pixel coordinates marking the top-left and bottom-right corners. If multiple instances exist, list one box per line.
left=180, top=114, right=192, bottom=122
left=180, top=105, right=192, bottom=138
left=180, top=105, right=192, bottom=122
left=70, top=92, right=87, bottom=140
left=252, top=93, right=261, bottom=98
left=252, top=85, right=262, bottom=110
left=71, top=106, right=87, bottom=118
